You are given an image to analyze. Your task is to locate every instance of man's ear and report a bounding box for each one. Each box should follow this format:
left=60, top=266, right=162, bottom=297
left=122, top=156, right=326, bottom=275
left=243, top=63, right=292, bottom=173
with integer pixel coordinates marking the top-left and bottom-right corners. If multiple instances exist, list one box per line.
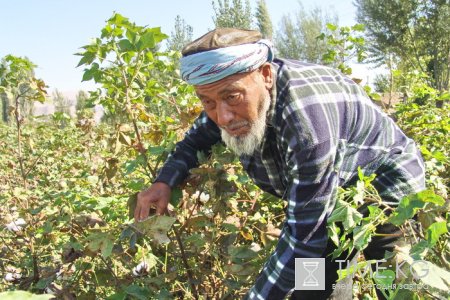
left=260, top=63, right=273, bottom=90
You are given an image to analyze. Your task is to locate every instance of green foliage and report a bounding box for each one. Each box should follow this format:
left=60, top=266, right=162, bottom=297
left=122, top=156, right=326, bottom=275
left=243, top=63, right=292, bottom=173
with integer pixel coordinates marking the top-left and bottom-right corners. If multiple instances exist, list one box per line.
left=2, top=12, right=449, bottom=300
left=355, top=0, right=450, bottom=91
left=255, top=0, right=273, bottom=39
left=52, top=89, right=71, bottom=122
left=0, top=55, right=47, bottom=123
left=275, top=5, right=336, bottom=63
left=0, top=291, right=53, bottom=300
left=166, top=15, right=193, bottom=53
left=395, top=101, right=449, bottom=198
left=318, top=23, right=366, bottom=75
left=328, top=172, right=450, bottom=299
left=212, top=0, right=253, bottom=29
left=1, top=13, right=283, bottom=299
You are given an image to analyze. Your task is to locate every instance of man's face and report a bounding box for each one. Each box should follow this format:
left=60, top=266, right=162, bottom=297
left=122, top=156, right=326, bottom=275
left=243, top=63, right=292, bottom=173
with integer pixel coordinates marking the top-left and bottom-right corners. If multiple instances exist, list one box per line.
left=194, top=63, right=273, bottom=155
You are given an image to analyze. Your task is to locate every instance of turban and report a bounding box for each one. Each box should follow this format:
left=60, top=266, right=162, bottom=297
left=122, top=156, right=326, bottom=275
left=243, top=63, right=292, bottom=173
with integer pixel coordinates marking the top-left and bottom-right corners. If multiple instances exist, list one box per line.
left=180, top=28, right=274, bottom=86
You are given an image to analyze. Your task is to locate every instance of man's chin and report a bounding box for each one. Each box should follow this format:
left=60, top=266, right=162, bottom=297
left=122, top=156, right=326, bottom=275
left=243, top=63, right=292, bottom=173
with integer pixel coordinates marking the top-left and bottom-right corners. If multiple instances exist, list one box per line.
left=221, top=129, right=259, bottom=156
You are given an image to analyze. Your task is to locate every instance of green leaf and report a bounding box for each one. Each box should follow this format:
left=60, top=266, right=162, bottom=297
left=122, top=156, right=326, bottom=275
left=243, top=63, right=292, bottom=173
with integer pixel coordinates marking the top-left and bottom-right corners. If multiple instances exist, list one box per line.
left=326, top=23, right=338, bottom=31
left=76, top=51, right=96, bottom=67
left=170, top=187, right=182, bottom=207
left=328, top=199, right=363, bottom=229
left=426, top=221, right=448, bottom=246
left=125, top=285, right=151, bottom=300
left=86, top=232, right=115, bottom=258
left=118, top=39, right=134, bottom=52
left=106, top=292, right=127, bottom=300
left=409, top=240, right=429, bottom=260
left=388, top=193, right=427, bottom=226
left=229, top=245, right=259, bottom=263
left=352, top=223, right=374, bottom=251
left=327, top=222, right=341, bottom=246
left=373, top=269, right=395, bottom=291
left=415, top=189, right=445, bottom=206
left=108, top=13, right=128, bottom=27
left=82, top=63, right=100, bottom=82
left=351, top=23, right=365, bottom=31
left=137, top=31, right=156, bottom=50
left=411, top=260, right=450, bottom=291
left=132, top=215, right=176, bottom=244
left=0, top=291, right=53, bottom=300
left=148, top=146, right=166, bottom=156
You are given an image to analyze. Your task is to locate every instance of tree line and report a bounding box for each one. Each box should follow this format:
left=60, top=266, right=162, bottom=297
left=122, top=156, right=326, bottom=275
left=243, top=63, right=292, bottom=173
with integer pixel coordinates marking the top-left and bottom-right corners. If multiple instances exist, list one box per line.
left=1, top=0, right=449, bottom=125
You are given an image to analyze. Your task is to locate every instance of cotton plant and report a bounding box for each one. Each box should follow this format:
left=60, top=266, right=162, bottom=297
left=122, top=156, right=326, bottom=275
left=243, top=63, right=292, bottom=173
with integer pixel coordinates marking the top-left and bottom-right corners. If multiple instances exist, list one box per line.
left=192, top=190, right=210, bottom=204
left=3, top=266, right=22, bottom=282
left=5, top=218, right=26, bottom=232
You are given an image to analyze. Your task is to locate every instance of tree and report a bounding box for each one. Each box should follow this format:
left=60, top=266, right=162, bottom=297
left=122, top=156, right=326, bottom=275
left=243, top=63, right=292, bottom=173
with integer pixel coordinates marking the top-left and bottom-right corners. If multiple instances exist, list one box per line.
left=255, top=0, right=273, bottom=39
left=0, top=56, right=43, bottom=123
left=75, top=90, right=89, bottom=112
left=166, top=15, right=193, bottom=53
left=274, top=4, right=337, bottom=63
left=0, top=55, right=46, bottom=186
left=212, top=0, right=253, bottom=29
left=355, top=0, right=450, bottom=91
left=53, top=89, right=71, bottom=116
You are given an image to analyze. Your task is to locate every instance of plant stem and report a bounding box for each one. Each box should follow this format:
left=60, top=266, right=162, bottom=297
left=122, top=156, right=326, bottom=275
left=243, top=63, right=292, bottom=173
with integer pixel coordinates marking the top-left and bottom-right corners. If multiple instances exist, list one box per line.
left=14, top=95, right=27, bottom=189
left=172, top=226, right=198, bottom=300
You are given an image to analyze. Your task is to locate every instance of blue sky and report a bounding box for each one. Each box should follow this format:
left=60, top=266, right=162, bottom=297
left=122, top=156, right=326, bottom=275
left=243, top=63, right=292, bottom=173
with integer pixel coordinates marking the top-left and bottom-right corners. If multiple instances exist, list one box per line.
left=1, top=0, right=357, bottom=97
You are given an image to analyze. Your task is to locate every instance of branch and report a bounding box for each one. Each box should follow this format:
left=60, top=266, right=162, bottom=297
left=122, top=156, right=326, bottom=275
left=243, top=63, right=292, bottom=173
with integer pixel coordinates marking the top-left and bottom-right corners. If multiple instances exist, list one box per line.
left=172, top=226, right=199, bottom=300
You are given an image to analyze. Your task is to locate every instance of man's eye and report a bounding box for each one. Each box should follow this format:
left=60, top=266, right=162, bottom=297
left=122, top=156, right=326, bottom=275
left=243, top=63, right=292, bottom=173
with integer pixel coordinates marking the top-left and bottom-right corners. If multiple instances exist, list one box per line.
left=201, top=99, right=215, bottom=109
left=227, top=94, right=241, bottom=104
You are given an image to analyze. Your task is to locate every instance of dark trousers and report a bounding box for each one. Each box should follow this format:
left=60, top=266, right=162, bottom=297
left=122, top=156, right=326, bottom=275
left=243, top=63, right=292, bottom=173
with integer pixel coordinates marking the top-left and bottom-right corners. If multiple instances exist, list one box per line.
left=290, top=221, right=403, bottom=300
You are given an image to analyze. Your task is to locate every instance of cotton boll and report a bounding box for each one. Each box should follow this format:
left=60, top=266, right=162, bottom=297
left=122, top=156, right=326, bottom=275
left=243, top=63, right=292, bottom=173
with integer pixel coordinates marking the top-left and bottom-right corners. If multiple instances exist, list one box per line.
left=250, top=242, right=261, bottom=252
left=15, top=218, right=26, bottom=226
left=132, top=261, right=149, bottom=276
left=192, top=191, right=200, bottom=198
left=4, top=273, right=15, bottom=282
left=4, top=272, right=21, bottom=282
left=199, top=192, right=210, bottom=204
left=5, top=222, right=20, bottom=232
left=5, top=218, right=26, bottom=232
left=203, top=208, right=214, bottom=218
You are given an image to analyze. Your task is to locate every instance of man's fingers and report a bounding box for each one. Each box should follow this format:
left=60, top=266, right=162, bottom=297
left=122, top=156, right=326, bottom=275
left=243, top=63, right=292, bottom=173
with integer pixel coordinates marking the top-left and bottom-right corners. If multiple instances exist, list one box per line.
left=133, top=204, right=141, bottom=222
left=135, top=193, right=160, bottom=221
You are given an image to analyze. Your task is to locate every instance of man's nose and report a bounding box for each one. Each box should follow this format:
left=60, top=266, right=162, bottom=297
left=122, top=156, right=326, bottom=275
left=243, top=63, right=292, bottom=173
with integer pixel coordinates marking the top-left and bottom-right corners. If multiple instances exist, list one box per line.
left=216, top=101, right=234, bottom=127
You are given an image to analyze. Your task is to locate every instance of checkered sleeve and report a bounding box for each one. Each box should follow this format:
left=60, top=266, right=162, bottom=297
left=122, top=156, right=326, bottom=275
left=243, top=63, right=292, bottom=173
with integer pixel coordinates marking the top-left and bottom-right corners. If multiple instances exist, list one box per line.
left=155, top=111, right=221, bottom=187
left=246, top=139, right=339, bottom=299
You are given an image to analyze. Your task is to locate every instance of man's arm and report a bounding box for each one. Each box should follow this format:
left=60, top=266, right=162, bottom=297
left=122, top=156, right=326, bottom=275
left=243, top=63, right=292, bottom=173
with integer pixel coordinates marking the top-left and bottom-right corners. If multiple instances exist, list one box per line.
left=134, top=111, right=221, bottom=220
left=246, top=139, right=339, bottom=299
left=155, top=111, right=221, bottom=187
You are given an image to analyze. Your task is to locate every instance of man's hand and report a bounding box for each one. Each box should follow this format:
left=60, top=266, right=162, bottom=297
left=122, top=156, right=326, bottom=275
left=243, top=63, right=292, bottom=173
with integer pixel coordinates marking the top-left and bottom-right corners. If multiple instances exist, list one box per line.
left=134, top=182, right=171, bottom=221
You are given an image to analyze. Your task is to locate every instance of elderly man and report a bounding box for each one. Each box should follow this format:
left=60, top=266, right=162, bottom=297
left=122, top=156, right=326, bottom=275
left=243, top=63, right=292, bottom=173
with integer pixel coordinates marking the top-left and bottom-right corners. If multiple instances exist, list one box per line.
left=134, top=28, right=425, bottom=299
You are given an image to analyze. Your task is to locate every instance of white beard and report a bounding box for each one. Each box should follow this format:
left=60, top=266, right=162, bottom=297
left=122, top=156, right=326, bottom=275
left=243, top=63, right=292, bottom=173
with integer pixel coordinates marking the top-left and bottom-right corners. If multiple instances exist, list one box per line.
left=220, top=97, right=271, bottom=156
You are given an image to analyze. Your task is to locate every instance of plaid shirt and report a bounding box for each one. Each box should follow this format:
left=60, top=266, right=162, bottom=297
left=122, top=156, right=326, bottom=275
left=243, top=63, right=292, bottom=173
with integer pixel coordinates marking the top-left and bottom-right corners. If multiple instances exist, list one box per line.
left=156, top=59, right=425, bottom=299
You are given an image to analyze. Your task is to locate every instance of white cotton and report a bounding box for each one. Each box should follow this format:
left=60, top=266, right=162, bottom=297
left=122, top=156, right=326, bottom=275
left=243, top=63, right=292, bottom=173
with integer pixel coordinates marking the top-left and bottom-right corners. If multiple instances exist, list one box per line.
left=132, top=261, right=149, bottom=276
left=4, top=272, right=21, bottom=282
left=203, top=208, right=214, bottom=218
left=5, top=218, right=26, bottom=232
left=15, top=218, right=26, bottom=226
left=250, top=242, right=261, bottom=252
left=199, top=192, right=210, bottom=204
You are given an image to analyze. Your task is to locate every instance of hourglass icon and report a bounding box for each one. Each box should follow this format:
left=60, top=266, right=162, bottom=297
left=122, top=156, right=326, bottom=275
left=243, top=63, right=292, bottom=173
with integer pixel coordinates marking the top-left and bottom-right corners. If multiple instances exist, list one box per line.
left=303, top=261, right=319, bottom=287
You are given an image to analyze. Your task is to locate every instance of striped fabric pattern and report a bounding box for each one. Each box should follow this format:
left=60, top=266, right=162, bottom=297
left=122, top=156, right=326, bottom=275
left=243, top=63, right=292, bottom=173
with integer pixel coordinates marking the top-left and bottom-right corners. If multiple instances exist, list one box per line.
left=180, top=40, right=273, bottom=85
left=155, top=58, right=426, bottom=299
